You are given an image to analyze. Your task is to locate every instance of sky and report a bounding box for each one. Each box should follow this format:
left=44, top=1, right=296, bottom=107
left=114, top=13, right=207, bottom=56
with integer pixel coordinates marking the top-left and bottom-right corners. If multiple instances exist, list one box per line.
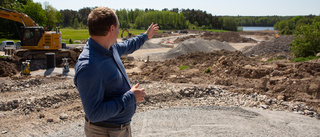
left=32, top=0, right=320, bottom=16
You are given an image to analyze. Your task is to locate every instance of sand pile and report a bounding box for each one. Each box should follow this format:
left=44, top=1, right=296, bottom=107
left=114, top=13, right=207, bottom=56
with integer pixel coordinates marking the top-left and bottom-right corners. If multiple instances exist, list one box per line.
left=162, top=38, right=236, bottom=60
left=243, top=36, right=294, bottom=56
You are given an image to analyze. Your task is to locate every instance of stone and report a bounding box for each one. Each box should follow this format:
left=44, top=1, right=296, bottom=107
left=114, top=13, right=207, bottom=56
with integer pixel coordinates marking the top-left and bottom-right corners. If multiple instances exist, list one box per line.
left=13, top=100, right=19, bottom=104
left=277, top=95, right=285, bottom=101
left=304, top=110, right=314, bottom=115
left=47, top=119, right=54, bottom=122
left=316, top=53, right=320, bottom=57
left=260, top=105, right=269, bottom=109
left=2, top=131, right=8, bottom=134
left=271, top=70, right=282, bottom=76
left=60, top=113, right=68, bottom=120
left=39, top=114, right=45, bottom=119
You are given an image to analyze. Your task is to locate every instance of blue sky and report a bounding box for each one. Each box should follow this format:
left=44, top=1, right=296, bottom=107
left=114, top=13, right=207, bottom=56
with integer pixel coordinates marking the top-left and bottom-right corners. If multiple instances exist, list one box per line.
left=33, top=0, right=320, bottom=16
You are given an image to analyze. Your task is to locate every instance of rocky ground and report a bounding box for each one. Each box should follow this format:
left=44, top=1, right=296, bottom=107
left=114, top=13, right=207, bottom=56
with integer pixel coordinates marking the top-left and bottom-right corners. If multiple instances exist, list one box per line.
left=0, top=30, right=320, bottom=136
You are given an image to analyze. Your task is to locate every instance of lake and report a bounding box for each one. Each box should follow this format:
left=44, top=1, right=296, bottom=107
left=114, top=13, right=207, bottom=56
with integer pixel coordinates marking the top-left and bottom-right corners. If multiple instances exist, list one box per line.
left=239, top=26, right=274, bottom=31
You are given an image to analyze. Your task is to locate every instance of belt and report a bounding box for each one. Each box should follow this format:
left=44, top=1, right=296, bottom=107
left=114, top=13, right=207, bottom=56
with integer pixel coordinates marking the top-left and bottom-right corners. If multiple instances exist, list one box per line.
left=85, top=116, right=130, bottom=129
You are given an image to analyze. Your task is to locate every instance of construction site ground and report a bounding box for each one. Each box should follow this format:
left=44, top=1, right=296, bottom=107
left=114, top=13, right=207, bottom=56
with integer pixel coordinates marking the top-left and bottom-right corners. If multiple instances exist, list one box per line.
left=0, top=30, right=320, bottom=136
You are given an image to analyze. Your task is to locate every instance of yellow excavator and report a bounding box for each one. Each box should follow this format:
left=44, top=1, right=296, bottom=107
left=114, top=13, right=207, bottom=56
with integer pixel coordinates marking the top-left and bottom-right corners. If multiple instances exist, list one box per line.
left=121, top=28, right=134, bottom=40
left=0, top=7, right=70, bottom=59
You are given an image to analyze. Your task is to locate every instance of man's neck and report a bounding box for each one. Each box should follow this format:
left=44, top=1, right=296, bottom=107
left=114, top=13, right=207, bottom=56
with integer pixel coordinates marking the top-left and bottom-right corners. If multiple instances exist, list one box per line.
left=91, top=36, right=113, bottom=50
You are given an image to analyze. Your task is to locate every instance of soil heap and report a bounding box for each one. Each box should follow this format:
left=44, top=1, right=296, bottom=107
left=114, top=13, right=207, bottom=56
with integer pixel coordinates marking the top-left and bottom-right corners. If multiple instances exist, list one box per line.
left=131, top=50, right=320, bottom=114
left=201, top=31, right=256, bottom=43
left=0, top=58, right=18, bottom=77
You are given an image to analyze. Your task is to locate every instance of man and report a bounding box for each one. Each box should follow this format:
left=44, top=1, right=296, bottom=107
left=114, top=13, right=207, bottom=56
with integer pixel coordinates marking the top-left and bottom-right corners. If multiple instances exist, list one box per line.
left=74, top=7, right=159, bottom=137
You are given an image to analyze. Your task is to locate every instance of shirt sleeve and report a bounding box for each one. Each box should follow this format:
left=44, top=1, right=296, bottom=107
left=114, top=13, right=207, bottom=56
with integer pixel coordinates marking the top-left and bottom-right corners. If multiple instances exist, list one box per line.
left=74, top=66, right=137, bottom=122
left=115, top=33, right=148, bottom=56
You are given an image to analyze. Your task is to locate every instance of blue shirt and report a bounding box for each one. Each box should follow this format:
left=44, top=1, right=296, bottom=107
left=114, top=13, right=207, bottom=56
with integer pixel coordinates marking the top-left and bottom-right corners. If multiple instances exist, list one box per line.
left=74, top=33, right=148, bottom=125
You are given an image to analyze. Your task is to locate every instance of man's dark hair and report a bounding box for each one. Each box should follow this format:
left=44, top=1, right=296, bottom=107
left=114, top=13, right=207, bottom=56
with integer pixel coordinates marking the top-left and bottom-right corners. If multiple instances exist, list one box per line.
left=88, top=7, right=117, bottom=36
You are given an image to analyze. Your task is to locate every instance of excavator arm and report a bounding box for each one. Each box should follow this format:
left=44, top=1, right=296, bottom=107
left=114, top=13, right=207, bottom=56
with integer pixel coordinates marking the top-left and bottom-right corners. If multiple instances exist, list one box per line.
left=0, top=7, right=37, bottom=27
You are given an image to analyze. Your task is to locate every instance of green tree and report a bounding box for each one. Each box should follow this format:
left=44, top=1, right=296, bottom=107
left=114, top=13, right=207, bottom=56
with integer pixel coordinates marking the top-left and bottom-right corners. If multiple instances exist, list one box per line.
left=23, top=1, right=47, bottom=26
left=73, top=18, right=79, bottom=29
left=290, top=22, right=320, bottom=57
left=44, top=2, right=59, bottom=30
left=222, top=17, right=237, bottom=31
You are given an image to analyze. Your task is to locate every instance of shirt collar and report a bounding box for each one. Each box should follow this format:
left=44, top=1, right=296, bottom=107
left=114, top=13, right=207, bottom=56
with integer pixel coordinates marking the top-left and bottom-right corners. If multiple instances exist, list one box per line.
left=88, top=37, right=113, bottom=57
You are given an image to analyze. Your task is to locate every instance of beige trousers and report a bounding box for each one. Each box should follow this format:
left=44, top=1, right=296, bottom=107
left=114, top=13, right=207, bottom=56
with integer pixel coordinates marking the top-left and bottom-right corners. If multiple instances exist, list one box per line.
left=84, top=120, right=132, bottom=137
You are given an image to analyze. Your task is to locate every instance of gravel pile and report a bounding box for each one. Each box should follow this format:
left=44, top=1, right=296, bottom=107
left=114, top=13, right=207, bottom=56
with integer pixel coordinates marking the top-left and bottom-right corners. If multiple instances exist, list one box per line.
left=162, top=38, right=236, bottom=60
left=140, top=41, right=164, bottom=49
left=244, top=36, right=294, bottom=56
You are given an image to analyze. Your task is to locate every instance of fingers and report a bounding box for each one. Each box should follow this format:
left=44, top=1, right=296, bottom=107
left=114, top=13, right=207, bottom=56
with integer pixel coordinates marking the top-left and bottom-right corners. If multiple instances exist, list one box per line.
left=134, top=83, right=140, bottom=88
left=149, top=22, right=154, bottom=29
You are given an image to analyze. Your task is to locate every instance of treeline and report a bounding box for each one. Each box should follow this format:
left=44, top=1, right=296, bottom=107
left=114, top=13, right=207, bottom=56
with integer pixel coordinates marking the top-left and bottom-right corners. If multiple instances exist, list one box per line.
left=233, top=16, right=289, bottom=26
left=60, top=8, right=238, bottom=31
left=273, top=15, right=320, bottom=34
left=116, top=8, right=238, bottom=31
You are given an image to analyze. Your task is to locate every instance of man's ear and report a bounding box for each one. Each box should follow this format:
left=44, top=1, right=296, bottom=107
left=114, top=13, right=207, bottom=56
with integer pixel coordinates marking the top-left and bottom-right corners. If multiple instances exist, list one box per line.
left=110, top=25, right=115, bottom=34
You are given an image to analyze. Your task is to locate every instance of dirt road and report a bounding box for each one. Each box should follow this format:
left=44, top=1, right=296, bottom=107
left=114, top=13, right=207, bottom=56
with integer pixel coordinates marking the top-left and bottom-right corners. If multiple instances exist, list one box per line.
left=49, top=106, right=320, bottom=137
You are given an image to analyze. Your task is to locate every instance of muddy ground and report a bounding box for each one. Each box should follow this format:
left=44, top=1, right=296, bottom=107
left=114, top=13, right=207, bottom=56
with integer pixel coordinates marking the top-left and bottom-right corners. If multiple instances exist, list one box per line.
left=0, top=30, right=320, bottom=136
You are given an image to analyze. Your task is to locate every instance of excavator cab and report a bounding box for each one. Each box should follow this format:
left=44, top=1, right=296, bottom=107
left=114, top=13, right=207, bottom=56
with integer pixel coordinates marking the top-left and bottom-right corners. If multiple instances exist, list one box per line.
left=21, top=26, right=44, bottom=47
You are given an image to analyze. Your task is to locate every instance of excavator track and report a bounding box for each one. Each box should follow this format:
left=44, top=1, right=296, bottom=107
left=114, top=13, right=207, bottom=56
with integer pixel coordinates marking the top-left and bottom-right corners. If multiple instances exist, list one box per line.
left=14, top=49, right=71, bottom=60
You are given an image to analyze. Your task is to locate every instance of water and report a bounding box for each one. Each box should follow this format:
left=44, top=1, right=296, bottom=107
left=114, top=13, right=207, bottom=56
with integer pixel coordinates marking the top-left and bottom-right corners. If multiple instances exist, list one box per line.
left=239, top=26, right=274, bottom=31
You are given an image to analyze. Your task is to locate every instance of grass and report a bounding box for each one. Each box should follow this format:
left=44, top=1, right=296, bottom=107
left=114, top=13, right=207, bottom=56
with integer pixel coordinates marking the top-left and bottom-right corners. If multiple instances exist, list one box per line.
left=0, top=38, right=20, bottom=43
left=204, top=68, right=211, bottom=73
left=205, top=29, right=229, bottom=32
left=290, top=56, right=320, bottom=62
left=266, top=57, right=285, bottom=62
left=60, top=28, right=90, bottom=41
left=179, top=65, right=190, bottom=70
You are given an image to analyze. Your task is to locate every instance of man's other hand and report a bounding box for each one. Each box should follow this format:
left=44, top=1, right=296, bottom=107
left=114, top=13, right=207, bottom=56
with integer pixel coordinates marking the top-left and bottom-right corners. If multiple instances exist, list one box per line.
left=131, top=83, right=146, bottom=103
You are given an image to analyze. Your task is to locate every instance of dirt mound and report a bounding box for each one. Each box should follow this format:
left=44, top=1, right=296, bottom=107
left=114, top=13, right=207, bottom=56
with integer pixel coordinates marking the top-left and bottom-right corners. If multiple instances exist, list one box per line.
left=239, top=30, right=275, bottom=36
left=131, top=50, right=320, bottom=114
left=0, top=58, right=18, bottom=77
left=160, top=38, right=236, bottom=60
left=140, top=41, right=164, bottom=49
left=201, top=32, right=256, bottom=43
left=244, top=36, right=294, bottom=56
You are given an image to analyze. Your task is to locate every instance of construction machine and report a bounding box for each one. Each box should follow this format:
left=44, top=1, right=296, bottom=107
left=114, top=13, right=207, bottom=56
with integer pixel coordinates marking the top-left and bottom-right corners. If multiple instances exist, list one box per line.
left=121, top=28, right=134, bottom=40
left=0, top=7, right=70, bottom=60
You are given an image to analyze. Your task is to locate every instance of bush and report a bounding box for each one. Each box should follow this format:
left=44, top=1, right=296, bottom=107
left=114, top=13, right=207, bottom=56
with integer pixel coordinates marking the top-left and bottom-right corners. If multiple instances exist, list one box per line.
left=290, top=22, right=320, bottom=57
left=204, top=68, right=211, bottom=73
left=69, top=39, right=73, bottom=44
